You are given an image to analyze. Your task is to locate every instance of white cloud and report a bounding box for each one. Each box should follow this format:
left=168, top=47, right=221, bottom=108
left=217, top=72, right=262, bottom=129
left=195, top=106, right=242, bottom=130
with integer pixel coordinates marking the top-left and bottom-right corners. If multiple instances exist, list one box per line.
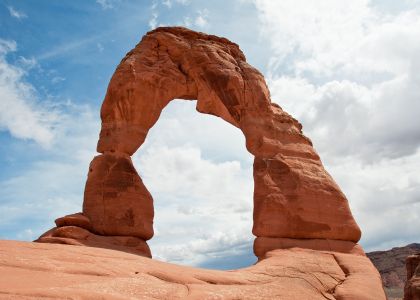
left=182, top=11, right=209, bottom=29
left=268, top=76, right=420, bottom=162
left=194, top=10, right=209, bottom=28
left=0, top=39, right=60, bottom=148
left=162, top=0, right=191, bottom=7
left=153, top=228, right=253, bottom=266
left=132, top=101, right=254, bottom=266
left=149, top=12, right=158, bottom=29
left=162, top=0, right=172, bottom=8
left=7, top=6, right=27, bottom=20
left=328, top=150, right=420, bottom=252
left=0, top=102, right=99, bottom=241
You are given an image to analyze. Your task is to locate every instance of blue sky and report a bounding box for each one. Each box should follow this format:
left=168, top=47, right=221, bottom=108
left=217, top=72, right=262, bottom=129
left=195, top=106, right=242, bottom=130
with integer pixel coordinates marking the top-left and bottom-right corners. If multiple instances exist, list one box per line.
left=1, top=0, right=420, bottom=270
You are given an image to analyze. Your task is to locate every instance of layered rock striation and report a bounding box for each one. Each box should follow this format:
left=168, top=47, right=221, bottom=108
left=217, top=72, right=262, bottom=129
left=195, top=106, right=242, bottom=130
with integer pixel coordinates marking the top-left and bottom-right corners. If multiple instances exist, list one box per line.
left=34, top=27, right=386, bottom=298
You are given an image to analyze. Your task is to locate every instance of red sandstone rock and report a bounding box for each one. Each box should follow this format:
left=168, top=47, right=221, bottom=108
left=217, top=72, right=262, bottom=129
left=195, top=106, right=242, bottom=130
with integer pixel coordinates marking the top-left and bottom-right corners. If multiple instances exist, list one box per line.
left=36, top=226, right=151, bottom=257
left=405, top=253, right=420, bottom=300
left=83, top=153, right=154, bottom=240
left=55, top=212, right=92, bottom=230
left=254, top=237, right=365, bottom=259
left=92, top=26, right=361, bottom=243
left=0, top=240, right=385, bottom=299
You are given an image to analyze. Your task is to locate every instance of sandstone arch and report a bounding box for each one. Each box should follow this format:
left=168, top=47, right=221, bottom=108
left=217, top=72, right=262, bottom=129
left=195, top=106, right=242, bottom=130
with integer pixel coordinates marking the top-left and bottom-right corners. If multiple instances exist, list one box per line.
left=32, top=27, right=388, bottom=299
left=38, top=27, right=361, bottom=259
left=85, top=26, right=361, bottom=256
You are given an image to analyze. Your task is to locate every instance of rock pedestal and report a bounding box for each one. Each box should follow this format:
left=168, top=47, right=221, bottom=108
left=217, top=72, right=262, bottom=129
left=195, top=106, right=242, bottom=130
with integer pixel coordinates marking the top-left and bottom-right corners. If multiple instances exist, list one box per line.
left=36, top=212, right=151, bottom=257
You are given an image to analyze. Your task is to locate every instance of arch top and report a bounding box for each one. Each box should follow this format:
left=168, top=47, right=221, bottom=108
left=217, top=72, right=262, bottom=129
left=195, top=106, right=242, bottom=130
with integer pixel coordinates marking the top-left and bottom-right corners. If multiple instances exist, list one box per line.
left=97, top=26, right=305, bottom=157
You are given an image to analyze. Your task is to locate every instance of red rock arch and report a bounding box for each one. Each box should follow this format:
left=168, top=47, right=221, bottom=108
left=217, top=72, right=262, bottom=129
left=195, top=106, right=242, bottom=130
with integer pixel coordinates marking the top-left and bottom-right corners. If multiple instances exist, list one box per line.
left=38, top=27, right=361, bottom=259
left=83, top=27, right=361, bottom=257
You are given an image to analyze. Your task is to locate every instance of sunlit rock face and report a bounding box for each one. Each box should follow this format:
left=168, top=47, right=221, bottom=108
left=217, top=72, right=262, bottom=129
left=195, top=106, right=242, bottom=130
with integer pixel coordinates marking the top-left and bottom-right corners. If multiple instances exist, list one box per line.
left=32, top=27, right=387, bottom=299
left=0, top=240, right=386, bottom=300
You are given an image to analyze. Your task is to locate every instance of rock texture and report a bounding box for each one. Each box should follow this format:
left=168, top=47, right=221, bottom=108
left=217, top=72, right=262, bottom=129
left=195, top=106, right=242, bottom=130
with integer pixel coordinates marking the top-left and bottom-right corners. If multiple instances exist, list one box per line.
left=83, top=153, right=154, bottom=240
left=367, top=243, right=420, bottom=299
left=0, top=240, right=385, bottom=300
left=36, top=213, right=151, bottom=257
left=33, top=27, right=386, bottom=298
left=405, top=253, right=420, bottom=300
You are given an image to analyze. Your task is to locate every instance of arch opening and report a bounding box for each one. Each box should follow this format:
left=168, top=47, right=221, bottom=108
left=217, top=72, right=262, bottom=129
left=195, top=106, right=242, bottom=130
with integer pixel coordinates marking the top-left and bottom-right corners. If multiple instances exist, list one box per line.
left=133, top=99, right=255, bottom=269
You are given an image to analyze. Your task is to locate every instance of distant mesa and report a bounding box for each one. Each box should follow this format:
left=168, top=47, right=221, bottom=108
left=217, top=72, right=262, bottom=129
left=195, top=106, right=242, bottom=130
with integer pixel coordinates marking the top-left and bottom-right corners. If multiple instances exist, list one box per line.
left=405, top=251, right=420, bottom=300
left=367, top=243, right=420, bottom=299
left=4, top=27, right=387, bottom=299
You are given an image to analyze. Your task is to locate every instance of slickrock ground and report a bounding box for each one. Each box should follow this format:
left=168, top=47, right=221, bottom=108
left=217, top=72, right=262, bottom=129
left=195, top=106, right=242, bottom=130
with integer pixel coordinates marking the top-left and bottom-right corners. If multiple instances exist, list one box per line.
left=367, top=243, right=420, bottom=299
left=0, top=240, right=385, bottom=300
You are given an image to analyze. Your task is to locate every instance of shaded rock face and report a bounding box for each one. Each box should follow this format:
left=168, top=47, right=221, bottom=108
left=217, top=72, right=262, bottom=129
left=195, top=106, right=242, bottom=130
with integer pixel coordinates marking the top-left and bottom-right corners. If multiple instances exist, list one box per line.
left=405, top=253, right=420, bottom=300
left=367, top=243, right=420, bottom=299
left=83, top=153, right=154, bottom=240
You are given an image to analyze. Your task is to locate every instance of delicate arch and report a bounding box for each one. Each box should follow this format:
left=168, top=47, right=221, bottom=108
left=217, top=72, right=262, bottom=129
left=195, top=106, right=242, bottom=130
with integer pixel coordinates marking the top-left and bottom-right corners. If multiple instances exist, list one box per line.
left=81, top=27, right=361, bottom=258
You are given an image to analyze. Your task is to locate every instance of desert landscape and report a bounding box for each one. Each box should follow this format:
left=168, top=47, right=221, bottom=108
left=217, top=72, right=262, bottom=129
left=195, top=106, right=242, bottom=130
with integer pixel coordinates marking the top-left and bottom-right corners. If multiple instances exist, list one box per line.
left=1, top=26, right=388, bottom=299
left=1, top=2, right=419, bottom=300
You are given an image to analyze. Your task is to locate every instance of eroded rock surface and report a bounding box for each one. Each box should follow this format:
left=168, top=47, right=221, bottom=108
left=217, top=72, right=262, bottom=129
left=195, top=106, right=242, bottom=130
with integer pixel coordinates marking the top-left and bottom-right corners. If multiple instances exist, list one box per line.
left=36, top=213, right=151, bottom=257
left=0, top=240, right=385, bottom=300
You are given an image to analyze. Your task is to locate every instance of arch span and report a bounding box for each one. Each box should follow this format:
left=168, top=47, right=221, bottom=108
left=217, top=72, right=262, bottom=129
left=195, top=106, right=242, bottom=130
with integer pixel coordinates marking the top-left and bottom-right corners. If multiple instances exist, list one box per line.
left=38, top=27, right=361, bottom=259
left=85, top=27, right=361, bottom=256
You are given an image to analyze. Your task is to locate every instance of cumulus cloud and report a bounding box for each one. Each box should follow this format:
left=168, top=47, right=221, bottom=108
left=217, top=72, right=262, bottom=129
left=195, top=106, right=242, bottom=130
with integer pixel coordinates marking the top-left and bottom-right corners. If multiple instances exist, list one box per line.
left=132, top=101, right=254, bottom=266
left=256, top=0, right=420, bottom=161
left=268, top=76, right=420, bottom=162
left=328, top=150, right=420, bottom=251
left=0, top=39, right=60, bottom=148
left=194, top=10, right=209, bottom=28
left=254, top=0, right=420, bottom=250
